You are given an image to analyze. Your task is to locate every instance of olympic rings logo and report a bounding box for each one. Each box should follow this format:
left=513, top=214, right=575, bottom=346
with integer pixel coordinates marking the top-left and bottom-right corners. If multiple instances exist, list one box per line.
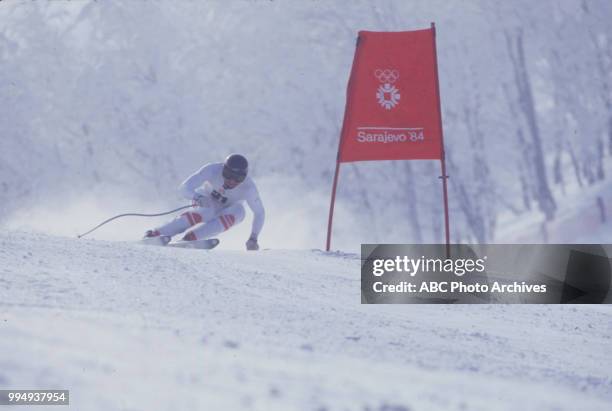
left=374, top=69, right=399, bottom=84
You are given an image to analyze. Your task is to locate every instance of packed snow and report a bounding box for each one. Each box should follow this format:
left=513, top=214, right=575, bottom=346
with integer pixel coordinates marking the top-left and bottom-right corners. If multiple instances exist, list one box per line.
left=1, top=231, right=611, bottom=410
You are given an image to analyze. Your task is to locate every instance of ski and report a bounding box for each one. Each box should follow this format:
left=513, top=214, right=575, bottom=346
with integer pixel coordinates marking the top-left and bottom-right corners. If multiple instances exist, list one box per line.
left=141, top=235, right=171, bottom=246
left=168, top=238, right=220, bottom=250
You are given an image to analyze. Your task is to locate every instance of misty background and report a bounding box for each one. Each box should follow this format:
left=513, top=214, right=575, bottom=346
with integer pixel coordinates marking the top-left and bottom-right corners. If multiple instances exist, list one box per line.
left=1, top=0, right=611, bottom=250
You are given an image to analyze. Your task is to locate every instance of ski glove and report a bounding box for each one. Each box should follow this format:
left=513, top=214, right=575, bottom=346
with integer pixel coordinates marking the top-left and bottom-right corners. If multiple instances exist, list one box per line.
left=193, top=193, right=211, bottom=208
left=246, top=237, right=259, bottom=251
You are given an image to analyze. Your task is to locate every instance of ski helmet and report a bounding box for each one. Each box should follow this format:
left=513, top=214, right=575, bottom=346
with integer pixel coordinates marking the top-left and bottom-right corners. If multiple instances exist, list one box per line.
left=222, top=154, right=248, bottom=182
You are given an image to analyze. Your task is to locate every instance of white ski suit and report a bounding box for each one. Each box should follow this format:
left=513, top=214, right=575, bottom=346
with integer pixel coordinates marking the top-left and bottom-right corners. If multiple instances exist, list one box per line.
left=154, top=162, right=265, bottom=242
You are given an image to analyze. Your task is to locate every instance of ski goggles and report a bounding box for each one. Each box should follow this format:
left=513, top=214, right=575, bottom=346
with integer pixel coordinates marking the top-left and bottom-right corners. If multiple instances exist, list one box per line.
left=222, top=165, right=247, bottom=183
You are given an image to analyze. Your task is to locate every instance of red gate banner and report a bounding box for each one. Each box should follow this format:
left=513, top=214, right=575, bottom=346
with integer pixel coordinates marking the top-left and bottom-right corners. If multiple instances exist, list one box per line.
left=338, top=29, right=443, bottom=162
left=326, top=24, right=450, bottom=252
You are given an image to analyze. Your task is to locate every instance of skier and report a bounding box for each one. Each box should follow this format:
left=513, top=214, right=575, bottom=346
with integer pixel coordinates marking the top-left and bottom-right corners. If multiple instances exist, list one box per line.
left=143, top=154, right=264, bottom=250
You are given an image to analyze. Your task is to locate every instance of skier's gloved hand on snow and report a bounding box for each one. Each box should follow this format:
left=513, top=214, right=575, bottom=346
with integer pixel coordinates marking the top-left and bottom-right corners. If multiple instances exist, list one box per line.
left=246, top=236, right=259, bottom=251
left=192, top=193, right=211, bottom=208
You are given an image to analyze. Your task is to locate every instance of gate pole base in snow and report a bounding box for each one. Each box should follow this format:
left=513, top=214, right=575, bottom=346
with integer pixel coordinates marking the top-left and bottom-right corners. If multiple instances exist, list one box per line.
left=439, top=166, right=451, bottom=258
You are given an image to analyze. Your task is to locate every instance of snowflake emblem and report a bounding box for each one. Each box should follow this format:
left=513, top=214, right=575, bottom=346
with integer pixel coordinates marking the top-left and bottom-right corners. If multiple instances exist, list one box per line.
left=374, top=69, right=401, bottom=110
left=376, top=83, right=401, bottom=110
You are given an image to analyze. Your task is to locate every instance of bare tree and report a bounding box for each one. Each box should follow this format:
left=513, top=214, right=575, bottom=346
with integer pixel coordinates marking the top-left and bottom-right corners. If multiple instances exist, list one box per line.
left=505, top=29, right=556, bottom=220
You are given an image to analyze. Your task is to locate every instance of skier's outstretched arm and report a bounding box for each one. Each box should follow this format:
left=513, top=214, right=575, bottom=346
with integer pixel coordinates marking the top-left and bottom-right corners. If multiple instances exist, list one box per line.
left=246, top=187, right=265, bottom=250
left=178, top=163, right=214, bottom=201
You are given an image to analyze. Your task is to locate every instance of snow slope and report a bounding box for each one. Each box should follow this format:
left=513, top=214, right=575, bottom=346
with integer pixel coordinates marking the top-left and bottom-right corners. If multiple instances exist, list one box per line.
left=0, top=231, right=611, bottom=411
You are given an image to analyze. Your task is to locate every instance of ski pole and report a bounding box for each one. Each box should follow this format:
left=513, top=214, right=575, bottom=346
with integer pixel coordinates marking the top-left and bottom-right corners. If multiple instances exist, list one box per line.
left=77, top=205, right=192, bottom=238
